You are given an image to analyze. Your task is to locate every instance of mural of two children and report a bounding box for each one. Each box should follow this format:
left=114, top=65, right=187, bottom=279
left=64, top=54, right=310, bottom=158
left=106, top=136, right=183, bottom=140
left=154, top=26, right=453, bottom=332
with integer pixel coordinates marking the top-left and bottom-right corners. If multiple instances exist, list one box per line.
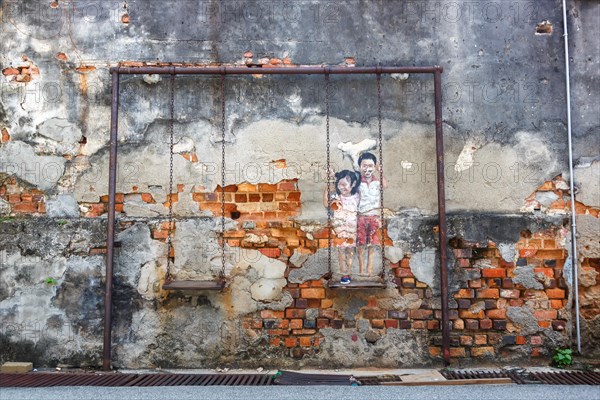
left=324, top=151, right=388, bottom=284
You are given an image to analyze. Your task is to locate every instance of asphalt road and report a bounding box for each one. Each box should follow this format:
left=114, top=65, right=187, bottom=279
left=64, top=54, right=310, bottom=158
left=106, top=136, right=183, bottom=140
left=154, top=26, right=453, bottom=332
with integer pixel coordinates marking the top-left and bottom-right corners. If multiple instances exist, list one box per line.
left=2, top=384, right=599, bottom=400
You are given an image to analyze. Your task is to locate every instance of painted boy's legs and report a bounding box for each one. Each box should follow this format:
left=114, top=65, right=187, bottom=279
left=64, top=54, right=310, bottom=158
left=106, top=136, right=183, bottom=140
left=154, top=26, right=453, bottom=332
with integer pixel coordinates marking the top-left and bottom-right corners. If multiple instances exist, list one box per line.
left=357, top=245, right=365, bottom=275
left=367, top=246, right=375, bottom=276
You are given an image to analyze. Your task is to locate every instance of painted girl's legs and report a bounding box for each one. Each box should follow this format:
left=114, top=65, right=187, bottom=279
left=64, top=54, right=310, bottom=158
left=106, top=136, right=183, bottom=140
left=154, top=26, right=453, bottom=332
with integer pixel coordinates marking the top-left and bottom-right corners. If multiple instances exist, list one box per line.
left=346, top=248, right=355, bottom=274
left=338, top=249, right=347, bottom=275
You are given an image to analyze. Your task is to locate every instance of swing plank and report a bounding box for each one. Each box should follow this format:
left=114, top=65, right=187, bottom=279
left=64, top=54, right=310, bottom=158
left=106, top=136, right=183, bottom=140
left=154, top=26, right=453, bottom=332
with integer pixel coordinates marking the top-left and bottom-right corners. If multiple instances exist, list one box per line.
left=327, top=279, right=386, bottom=289
left=162, top=279, right=225, bottom=291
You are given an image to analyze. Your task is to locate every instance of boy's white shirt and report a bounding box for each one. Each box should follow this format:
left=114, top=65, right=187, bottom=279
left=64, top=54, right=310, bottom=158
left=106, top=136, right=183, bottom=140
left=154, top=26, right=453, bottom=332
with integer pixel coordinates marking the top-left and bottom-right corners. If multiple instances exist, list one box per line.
left=358, top=177, right=381, bottom=215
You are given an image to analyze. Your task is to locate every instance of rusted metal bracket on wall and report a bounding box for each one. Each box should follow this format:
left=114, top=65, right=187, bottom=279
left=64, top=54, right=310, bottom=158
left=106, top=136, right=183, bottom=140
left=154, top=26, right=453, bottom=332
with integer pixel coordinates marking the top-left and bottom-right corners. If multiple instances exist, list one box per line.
left=105, top=64, right=449, bottom=370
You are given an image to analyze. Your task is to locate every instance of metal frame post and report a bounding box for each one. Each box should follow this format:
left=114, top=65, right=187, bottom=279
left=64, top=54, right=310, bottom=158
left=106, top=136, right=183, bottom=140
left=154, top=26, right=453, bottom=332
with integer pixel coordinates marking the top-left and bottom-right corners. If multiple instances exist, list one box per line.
left=434, top=70, right=450, bottom=365
left=103, top=70, right=119, bottom=371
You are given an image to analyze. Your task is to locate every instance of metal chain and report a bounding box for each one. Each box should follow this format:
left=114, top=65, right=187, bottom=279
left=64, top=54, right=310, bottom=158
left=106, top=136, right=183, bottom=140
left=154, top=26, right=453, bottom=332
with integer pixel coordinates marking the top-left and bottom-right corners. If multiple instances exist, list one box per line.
left=377, top=73, right=385, bottom=279
left=220, top=74, right=226, bottom=279
left=325, top=73, right=332, bottom=274
left=165, top=73, right=175, bottom=282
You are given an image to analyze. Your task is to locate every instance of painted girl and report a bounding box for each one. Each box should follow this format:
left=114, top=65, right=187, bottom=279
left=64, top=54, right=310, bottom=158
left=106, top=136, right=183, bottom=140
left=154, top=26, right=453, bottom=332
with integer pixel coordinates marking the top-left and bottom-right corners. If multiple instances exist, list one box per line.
left=324, top=170, right=361, bottom=284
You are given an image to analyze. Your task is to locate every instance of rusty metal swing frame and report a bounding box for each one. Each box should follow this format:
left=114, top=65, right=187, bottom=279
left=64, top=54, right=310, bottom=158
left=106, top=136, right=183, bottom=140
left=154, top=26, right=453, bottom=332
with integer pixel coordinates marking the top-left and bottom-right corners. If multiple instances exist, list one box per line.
left=104, top=64, right=449, bottom=370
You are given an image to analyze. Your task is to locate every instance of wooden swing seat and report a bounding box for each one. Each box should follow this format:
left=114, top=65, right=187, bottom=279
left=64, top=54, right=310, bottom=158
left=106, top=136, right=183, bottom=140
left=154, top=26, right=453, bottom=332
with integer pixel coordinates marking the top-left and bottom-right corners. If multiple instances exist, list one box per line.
left=162, top=279, right=225, bottom=291
left=327, top=279, right=386, bottom=289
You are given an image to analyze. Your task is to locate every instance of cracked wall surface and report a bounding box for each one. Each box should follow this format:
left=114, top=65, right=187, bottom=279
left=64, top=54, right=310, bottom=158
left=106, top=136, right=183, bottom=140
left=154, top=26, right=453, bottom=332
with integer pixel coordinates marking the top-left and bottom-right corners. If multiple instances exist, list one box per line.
left=0, top=0, right=599, bottom=368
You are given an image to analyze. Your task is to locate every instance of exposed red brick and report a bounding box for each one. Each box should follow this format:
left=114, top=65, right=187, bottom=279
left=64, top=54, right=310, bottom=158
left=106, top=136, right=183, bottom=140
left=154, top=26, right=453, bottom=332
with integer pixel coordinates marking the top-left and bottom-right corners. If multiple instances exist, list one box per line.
left=535, top=249, right=566, bottom=260
left=428, top=346, right=442, bottom=357
left=316, top=318, right=329, bottom=328
left=469, top=279, right=483, bottom=288
left=301, top=288, right=325, bottom=299
left=1, top=128, right=10, bottom=143
left=278, top=181, right=297, bottom=191
left=251, top=319, right=263, bottom=329
left=371, top=319, right=385, bottom=329
left=289, top=319, right=303, bottom=330
left=453, top=319, right=465, bottom=330
left=550, top=299, right=564, bottom=309
left=482, top=268, right=506, bottom=278
left=400, top=258, right=410, bottom=268
left=519, top=248, right=537, bottom=258
left=12, top=203, right=38, bottom=213
left=285, top=309, right=306, bottom=319
left=259, top=248, right=281, bottom=258
left=530, top=336, right=543, bottom=345
left=449, top=347, right=466, bottom=357
left=474, top=334, right=487, bottom=344
left=458, top=258, right=471, bottom=267
left=412, top=321, right=426, bottom=329
left=453, top=249, right=472, bottom=258
left=287, top=192, right=301, bottom=201
left=258, top=183, right=277, bottom=192
left=152, top=230, right=168, bottom=239
left=261, top=310, right=284, bottom=319
left=471, top=346, right=495, bottom=357
left=486, top=309, right=507, bottom=319
left=479, top=319, right=493, bottom=329
left=394, top=268, right=414, bottom=278
left=385, top=319, right=399, bottom=329
left=533, top=310, right=558, bottom=320
left=477, top=289, right=499, bottom=299
left=465, top=319, right=479, bottom=330
left=534, top=267, right=554, bottom=278
left=247, top=193, right=261, bottom=202
left=279, top=202, right=300, bottom=211
left=410, top=309, right=433, bottom=319
left=460, top=335, right=473, bottom=346
left=454, top=289, right=475, bottom=299
left=366, top=296, right=378, bottom=308
left=500, top=289, right=521, bottom=299
left=321, top=299, right=333, bottom=308
left=546, top=288, right=566, bottom=299
left=531, top=347, right=543, bottom=357
left=2, top=68, right=19, bottom=75
left=427, top=320, right=440, bottom=330
left=278, top=320, right=289, bottom=329
left=402, top=278, right=416, bottom=287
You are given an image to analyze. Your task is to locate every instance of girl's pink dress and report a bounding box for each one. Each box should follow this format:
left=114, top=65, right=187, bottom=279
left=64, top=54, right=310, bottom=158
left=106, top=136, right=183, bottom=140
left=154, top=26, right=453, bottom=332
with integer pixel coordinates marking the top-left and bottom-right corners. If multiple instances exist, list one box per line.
left=332, top=193, right=359, bottom=247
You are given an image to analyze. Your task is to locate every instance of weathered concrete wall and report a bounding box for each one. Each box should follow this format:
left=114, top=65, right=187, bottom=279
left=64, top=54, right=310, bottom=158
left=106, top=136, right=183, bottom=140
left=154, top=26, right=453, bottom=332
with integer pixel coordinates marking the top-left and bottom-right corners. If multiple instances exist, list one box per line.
left=1, top=0, right=598, bottom=368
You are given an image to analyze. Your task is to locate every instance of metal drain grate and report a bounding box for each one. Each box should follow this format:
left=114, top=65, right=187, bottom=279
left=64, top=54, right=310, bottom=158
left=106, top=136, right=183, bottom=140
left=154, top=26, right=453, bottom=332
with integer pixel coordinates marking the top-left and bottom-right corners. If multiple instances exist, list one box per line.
left=0, top=373, right=275, bottom=388
left=441, top=370, right=600, bottom=385
left=529, top=371, right=600, bottom=385
left=354, top=375, right=403, bottom=385
left=273, top=371, right=357, bottom=386
left=3, top=370, right=598, bottom=387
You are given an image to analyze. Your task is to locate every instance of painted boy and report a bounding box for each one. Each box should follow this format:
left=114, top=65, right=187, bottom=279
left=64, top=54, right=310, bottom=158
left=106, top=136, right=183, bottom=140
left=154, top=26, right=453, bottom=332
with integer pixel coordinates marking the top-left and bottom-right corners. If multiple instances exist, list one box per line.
left=356, top=152, right=387, bottom=277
